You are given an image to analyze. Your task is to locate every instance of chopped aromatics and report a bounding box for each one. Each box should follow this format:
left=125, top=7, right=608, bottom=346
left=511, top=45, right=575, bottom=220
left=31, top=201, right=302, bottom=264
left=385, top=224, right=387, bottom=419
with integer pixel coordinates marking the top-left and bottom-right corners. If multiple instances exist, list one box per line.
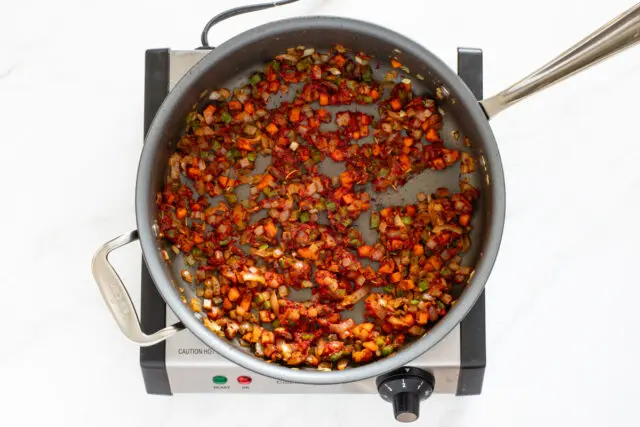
left=156, top=44, right=478, bottom=371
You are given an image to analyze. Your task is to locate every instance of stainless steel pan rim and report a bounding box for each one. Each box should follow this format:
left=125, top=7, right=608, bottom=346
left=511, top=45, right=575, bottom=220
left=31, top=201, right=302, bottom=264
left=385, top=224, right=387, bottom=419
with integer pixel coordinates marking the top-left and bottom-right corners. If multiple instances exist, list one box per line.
left=136, top=16, right=506, bottom=385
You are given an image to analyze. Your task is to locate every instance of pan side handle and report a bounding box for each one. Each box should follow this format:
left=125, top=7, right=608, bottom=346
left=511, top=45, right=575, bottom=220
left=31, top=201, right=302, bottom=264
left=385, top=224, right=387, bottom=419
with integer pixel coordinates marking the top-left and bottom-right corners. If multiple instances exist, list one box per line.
left=481, top=3, right=640, bottom=119
left=91, top=231, right=184, bottom=346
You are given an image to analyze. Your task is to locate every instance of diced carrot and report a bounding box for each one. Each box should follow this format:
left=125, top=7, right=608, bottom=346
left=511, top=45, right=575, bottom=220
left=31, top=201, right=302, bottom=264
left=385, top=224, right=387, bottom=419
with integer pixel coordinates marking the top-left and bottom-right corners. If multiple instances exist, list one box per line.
left=223, top=298, right=233, bottom=310
left=266, top=123, right=279, bottom=137
left=228, top=287, right=241, bottom=302
left=390, top=58, right=402, bottom=68
left=289, top=107, right=301, bottom=123
left=193, top=234, right=204, bottom=244
left=432, top=158, right=445, bottom=170
left=237, top=138, right=253, bottom=151
left=378, top=259, right=395, bottom=275
left=426, top=128, right=441, bottom=142
left=203, top=105, right=216, bottom=124
left=339, top=171, right=353, bottom=188
left=264, top=220, right=277, bottom=238
left=380, top=207, right=393, bottom=218
left=390, top=98, right=402, bottom=111
left=372, top=144, right=381, bottom=156
left=390, top=272, right=403, bottom=283
left=333, top=54, right=346, bottom=67
left=232, top=204, right=245, bottom=227
left=176, top=208, right=187, bottom=219
left=330, top=149, right=344, bottom=161
left=319, top=93, right=329, bottom=106
left=391, top=240, right=404, bottom=251
left=240, top=292, right=252, bottom=312
left=459, top=214, right=471, bottom=227
left=416, top=311, right=429, bottom=325
left=403, top=137, right=414, bottom=147
left=244, top=102, right=255, bottom=114
left=317, top=108, right=329, bottom=120
left=342, top=193, right=355, bottom=204
left=403, top=313, right=415, bottom=327
left=427, top=255, right=443, bottom=271
left=370, top=88, right=380, bottom=100
left=297, top=247, right=318, bottom=260
left=218, top=176, right=236, bottom=187
left=187, top=167, right=202, bottom=178
left=363, top=341, right=379, bottom=352
left=257, top=173, right=274, bottom=190
left=190, top=203, right=202, bottom=212
left=405, top=205, right=416, bottom=217
left=413, top=244, right=424, bottom=256
left=269, top=81, right=280, bottom=93
left=229, top=100, right=242, bottom=111
left=358, top=245, right=374, bottom=258
left=399, top=279, right=415, bottom=291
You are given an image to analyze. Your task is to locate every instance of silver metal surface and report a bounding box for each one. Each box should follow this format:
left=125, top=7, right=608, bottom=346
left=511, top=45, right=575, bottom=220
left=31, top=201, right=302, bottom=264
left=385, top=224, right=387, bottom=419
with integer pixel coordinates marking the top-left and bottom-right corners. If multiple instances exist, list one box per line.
left=169, top=50, right=210, bottom=90
left=91, top=231, right=185, bottom=345
left=164, top=307, right=461, bottom=394
left=481, top=3, right=640, bottom=118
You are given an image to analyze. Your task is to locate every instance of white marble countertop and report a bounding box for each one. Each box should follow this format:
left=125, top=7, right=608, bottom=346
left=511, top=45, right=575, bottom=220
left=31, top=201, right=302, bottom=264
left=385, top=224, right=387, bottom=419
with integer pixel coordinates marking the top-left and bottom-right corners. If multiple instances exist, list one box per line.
left=2, top=0, right=640, bottom=426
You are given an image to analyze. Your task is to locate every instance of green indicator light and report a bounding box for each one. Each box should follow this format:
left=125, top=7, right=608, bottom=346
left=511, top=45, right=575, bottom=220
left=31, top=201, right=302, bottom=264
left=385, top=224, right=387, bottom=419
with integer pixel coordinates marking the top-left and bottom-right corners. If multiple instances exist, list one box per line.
left=212, top=375, right=228, bottom=385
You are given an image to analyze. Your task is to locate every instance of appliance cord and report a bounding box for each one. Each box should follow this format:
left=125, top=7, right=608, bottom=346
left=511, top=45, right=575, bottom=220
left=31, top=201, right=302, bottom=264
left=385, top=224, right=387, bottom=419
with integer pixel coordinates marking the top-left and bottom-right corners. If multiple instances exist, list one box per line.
left=200, top=0, right=301, bottom=48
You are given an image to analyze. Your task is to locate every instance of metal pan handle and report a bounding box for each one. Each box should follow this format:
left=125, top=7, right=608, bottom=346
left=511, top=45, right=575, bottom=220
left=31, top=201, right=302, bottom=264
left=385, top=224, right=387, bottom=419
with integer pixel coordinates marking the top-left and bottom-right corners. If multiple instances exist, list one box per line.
left=91, top=230, right=184, bottom=346
left=481, top=3, right=640, bottom=119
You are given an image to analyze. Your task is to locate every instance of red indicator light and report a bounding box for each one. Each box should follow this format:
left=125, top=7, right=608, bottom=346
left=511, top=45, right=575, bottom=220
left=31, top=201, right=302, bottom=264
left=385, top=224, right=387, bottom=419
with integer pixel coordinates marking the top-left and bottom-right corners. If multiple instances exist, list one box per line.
left=237, top=375, right=252, bottom=385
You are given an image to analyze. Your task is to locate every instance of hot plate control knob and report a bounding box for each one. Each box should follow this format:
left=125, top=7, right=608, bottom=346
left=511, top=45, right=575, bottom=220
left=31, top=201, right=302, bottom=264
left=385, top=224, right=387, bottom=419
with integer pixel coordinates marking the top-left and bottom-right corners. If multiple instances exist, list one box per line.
left=376, top=367, right=435, bottom=423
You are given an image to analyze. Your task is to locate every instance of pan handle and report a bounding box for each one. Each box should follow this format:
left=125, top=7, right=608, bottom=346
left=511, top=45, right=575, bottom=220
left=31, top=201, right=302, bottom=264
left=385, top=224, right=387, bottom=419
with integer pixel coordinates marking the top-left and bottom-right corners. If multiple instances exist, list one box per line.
left=480, top=3, right=640, bottom=119
left=91, top=230, right=184, bottom=346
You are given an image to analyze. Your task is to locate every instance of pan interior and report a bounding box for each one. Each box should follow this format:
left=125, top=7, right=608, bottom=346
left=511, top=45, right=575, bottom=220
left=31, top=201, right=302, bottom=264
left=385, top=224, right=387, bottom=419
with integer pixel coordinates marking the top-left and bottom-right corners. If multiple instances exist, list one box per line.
left=143, top=19, right=496, bottom=378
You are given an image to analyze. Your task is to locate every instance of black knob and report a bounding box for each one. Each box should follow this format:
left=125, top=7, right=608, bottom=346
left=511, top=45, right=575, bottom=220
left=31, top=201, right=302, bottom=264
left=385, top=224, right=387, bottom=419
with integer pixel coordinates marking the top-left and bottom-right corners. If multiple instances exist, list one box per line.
left=376, top=367, right=435, bottom=423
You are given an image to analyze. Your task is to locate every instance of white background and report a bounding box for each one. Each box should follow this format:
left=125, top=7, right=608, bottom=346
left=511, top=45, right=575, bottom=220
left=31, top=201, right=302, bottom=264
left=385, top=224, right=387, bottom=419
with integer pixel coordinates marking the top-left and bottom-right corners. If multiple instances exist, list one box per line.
left=1, top=0, right=639, bottom=426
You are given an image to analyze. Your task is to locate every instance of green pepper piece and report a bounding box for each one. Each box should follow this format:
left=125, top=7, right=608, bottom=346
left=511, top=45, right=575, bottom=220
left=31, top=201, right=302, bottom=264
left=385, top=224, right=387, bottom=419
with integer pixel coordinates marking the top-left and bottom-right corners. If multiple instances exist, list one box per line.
left=410, top=299, right=419, bottom=305
left=250, top=73, right=262, bottom=85
left=370, top=212, right=380, bottom=229
left=263, top=300, right=271, bottom=309
left=272, top=319, right=281, bottom=328
left=329, top=351, right=344, bottom=362
left=401, top=216, right=412, bottom=225
left=219, top=240, right=229, bottom=246
left=300, top=211, right=310, bottom=223
left=418, top=280, right=429, bottom=291
left=383, top=285, right=394, bottom=294
left=362, top=66, right=372, bottom=82
left=212, top=141, right=221, bottom=151
left=247, top=152, right=257, bottom=161
left=326, top=201, right=336, bottom=211
left=379, top=168, right=389, bottom=177
left=363, top=95, right=373, bottom=103
left=381, top=345, right=394, bottom=357
left=259, top=244, right=269, bottom=251
left=225, top=193, right=238, bottom=205
left=221, top=111, right=232, bottom=124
